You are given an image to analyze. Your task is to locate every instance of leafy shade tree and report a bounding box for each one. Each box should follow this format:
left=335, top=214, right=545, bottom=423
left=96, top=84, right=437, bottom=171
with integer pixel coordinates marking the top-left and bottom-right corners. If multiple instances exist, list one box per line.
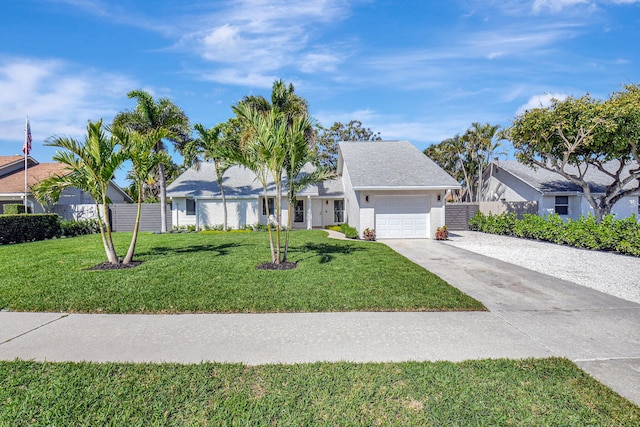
left=509, top=85, right=640, bottom=221
left=121, top=129, right=171, bottom=264
left=34, top=120, right=126, bottom=265
left=185, top=123, right=236, bottom=231
left=314, top=120, right=382, bottom=170
left=112, top=90, right=191, bottom=232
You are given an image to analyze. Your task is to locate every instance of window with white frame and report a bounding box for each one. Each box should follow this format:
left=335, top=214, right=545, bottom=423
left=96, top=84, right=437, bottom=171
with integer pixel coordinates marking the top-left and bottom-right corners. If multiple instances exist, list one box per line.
left=186, top=198, right=195, bottom=216
left=554, top=196, right=569, bottom=215
left=262, top=197, right=275, bottom=216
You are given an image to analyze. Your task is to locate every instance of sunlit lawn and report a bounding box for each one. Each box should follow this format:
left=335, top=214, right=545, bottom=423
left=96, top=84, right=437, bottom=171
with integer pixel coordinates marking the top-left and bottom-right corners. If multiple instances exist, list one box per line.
left=0, top=230, right=484, bottom=313
left=1, top=358, right=638, bottom=426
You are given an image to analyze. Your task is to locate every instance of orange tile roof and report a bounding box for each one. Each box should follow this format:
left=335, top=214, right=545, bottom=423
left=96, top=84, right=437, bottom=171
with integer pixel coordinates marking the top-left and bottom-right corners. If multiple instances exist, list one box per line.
left=0, top=162, right=70, bottom=193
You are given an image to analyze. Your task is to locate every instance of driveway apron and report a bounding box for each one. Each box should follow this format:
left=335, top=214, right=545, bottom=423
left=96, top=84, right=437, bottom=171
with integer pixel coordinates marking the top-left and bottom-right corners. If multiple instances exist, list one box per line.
left=383, top=238, right=640, bottom=406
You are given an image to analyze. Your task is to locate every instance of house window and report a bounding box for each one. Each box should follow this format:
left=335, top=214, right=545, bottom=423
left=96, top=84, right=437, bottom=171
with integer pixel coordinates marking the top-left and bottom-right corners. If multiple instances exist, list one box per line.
left=294, top=200, right=304, bottom=223
left=555, top=196, right=569, bottom=215
left=186, top=198, right=195, bottom=216
left=334, top=199, right=344, bottom=223
left=262, top=197, right=275, bottom=216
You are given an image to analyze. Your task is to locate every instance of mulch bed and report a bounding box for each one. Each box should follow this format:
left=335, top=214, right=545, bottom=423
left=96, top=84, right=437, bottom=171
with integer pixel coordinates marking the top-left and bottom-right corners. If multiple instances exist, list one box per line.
left=255, top=261, right=298, bottom=270
left=86, top=261, right=144, bottom=271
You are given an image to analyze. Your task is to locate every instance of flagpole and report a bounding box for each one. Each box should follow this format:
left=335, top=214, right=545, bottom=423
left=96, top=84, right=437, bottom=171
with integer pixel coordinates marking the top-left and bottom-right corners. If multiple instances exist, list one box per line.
left=23, top=116, right=31, bottom=213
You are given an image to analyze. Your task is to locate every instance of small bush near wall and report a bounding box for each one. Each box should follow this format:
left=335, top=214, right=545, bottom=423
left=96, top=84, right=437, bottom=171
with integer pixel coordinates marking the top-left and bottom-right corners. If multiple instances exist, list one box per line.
left=340, top=223, right=359, bottom=239
left=60, top=219, right=100, bottom=237
left=469, top=211, right=640, bottom=256
left=0, top=214, right=61, bottom=245
left=2, top=204, right=31, bottom=215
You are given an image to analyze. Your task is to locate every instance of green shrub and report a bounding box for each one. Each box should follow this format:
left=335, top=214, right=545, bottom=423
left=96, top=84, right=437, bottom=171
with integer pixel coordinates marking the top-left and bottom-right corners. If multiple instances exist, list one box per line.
left=2, top=204, right=31, bottom=215
left=60, top=219, right=100, bottom=237
left=470, top=211, right=640, bottom=256
left=0, top=214, right=61, bottom=245
left=342, top=224, right=358, bottom=239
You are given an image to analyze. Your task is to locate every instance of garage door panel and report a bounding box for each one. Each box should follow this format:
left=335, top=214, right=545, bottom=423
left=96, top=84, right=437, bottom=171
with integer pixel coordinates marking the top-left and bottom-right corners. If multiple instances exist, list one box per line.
left=375, top=196, right=429, bottom=239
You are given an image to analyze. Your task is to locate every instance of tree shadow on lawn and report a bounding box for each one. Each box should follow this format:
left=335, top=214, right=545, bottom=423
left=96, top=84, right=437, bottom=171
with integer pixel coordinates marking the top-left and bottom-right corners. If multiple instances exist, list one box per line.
left=289, top=242, right=366, bottom=264
left=137, top=242, right=241, bottom=258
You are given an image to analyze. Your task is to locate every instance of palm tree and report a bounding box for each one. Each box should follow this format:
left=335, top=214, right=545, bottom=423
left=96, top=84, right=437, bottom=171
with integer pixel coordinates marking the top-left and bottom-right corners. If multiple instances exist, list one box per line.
left=282, top=116, right=335, bottom=261
left=187, top=123, right=235, bottom=231
left=231, top=80, right=312, bottom=264
left=464, top=123, right=502, bottom=202
left=35, top=120, right=126, bottom=264
left=112, top=90, right=191, bottom=232
left=120, top=128, right=171, bottom=264
left=232, top=105, right=288, bottom=262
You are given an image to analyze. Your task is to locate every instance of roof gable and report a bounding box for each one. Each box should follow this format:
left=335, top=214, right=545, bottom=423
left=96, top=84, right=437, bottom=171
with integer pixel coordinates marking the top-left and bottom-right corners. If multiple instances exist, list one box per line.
left=338, top=140, right=460, bottom=189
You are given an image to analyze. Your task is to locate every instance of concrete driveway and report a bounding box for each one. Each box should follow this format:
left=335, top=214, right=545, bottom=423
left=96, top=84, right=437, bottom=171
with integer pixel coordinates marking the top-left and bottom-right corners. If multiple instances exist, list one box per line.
left=383, top=238, right=640, bottom=406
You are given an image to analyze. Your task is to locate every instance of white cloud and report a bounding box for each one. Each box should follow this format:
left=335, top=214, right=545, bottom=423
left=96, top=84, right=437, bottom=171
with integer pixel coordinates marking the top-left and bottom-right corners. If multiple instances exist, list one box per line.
left=0, top=57, right=137, bottom=149
left=177, top=0, right=352, bottom=85
left=516, top=92, right=568, bottom=115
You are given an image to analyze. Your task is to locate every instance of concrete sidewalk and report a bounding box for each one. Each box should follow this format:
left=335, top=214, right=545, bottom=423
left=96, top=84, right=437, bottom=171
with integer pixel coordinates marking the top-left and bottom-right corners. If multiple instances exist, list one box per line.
left=1, top=239, right=638, bottom=405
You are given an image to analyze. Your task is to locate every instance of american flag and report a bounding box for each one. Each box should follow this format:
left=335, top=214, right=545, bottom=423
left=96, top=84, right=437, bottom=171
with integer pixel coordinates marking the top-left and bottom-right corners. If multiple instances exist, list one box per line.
left=23, top=117, right=32, bottom=155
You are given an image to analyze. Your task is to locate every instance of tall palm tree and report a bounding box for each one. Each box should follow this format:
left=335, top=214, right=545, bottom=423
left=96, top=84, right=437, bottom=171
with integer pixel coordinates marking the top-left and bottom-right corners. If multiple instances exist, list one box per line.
left=187, top=123, right=235, bottom=231
left=112, top=90, right=191, bottom=232
left=120, top=128, right=171, bottom=264
left=464, top=123, right=502, bottom=202
left=231, top=80, right=312, bottom=264
left=282, top=115, right=335, bottom=261
left=232, top=105, right=288, bottom=262
left=35, top=120, right=126, bottom=264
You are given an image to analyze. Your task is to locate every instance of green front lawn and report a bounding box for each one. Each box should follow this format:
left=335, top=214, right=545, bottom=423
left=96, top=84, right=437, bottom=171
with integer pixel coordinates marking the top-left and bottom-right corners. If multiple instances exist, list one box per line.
left=1, top=358, right=637, bottom=426
left=0, top=230, right=484, bottom=313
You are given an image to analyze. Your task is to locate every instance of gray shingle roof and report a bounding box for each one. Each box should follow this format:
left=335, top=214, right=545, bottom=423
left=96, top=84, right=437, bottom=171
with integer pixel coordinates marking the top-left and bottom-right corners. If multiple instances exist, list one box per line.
left=497, top=160, right=639, bottom=193
left=338, top=140, right=460, bottom=189
left=167, top=162, right=325, bottom=198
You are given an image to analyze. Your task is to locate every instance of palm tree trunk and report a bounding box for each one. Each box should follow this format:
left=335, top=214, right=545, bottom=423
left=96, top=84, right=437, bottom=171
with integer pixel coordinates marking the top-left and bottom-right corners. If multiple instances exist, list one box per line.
left=123, top=189, right=142, bottom=264
left=283, top=196, right=293, bottom=262
left=274, top=181, right=282, bottom=264
left=217, top=164, right=228, bottom=231
left=100, top=199, right=119, bottom=265
left=158, top=162, right=167, bottom=232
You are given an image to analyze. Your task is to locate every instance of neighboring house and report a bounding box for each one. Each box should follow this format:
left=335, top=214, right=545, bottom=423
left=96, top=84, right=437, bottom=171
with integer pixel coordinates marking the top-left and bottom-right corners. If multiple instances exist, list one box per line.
left=482, top=160, right=640, bottom=220
left=0, top=155, right=131, bottom=218
left=167, top=140, right=460, bottom=238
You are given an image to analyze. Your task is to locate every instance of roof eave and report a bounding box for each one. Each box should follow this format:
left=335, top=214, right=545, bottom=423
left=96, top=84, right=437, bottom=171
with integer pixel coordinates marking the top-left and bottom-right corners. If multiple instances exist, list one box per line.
left=352, top=185, right=461, bottom=191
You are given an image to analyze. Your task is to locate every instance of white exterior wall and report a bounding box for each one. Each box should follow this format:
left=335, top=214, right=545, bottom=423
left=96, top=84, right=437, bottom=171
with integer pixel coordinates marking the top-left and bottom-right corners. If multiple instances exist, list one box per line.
left=580, top=195, right=639, bottom=220
left=341, top=164, right=361, bottom=231
left=199, top=199, right=259, bottom=229
left=484, top=170, right=541, bottom=203
left=359, top=191, right=375, bottom=236
left=171, top=197, right=197, bottom=228
left=429, top=192, right=446, bottom=238
left=611, top=196, right=639, bottom=219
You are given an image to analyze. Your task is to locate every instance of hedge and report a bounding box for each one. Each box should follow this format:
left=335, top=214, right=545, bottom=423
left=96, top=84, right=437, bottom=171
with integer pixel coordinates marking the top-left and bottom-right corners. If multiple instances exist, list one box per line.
left=469, top=211, right=640, bottom=257
left=0, top=214, right=62, bottom=245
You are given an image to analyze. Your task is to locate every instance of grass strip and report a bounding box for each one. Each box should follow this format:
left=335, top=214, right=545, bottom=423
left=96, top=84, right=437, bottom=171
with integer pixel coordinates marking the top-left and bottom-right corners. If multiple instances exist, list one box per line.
left=0, top=230, right=484, bottom=313
left=1, top=358, right=637, bottom=426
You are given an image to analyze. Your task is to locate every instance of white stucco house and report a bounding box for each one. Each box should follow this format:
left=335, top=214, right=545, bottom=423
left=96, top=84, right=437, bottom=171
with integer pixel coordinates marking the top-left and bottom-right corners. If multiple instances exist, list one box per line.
left=482, top=160, right=640, bottom=220
left=0, top=155, right=131, bottom=218
left=167, top=140, right=461, bottom=239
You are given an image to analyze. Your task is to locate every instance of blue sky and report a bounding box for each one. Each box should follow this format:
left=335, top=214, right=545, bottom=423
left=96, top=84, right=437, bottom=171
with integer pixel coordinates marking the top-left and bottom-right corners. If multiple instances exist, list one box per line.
left=1, top=0, right=639, bottom=185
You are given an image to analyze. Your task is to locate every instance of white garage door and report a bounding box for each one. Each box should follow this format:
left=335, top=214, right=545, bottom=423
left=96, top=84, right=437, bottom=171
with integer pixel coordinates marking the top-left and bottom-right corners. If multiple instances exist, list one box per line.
left=375, top=196, right=429, bottom=239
